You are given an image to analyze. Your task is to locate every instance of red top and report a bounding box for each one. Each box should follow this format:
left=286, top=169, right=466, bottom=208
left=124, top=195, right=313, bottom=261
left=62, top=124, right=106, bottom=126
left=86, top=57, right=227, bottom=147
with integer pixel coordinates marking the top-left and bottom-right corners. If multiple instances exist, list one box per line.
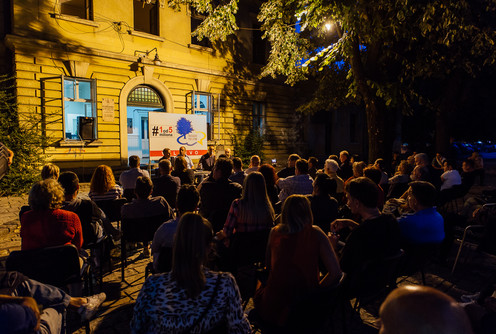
left=20, top=209, right=83, bottom=250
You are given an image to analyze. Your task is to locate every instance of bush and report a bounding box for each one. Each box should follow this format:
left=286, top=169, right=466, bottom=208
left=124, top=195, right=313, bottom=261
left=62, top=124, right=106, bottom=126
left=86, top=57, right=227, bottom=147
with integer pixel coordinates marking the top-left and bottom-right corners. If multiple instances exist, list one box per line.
left=229, top=129, right=265, bottom=167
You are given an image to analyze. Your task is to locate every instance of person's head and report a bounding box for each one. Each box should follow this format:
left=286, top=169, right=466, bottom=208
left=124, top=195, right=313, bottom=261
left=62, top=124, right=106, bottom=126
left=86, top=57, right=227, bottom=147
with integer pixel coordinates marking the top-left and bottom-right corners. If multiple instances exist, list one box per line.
left=90, top=165, right=116, bottom=194
left=258, top=164, right=277, bottom=187
left=159, top=159, right=172, bottom=175
left=398, top=160, right=413, bottom=175
left=379, top=285, right=473, bottom=334
left=374, top=158, right=386, bottom=171
left=325, top=159, right=339, bottom=175
left=232, top=157, right=243, bottom=172
left=174, top=156, right=188, bottom=172
left=414, top=153, right=429, bottom=168
left=162, top=148, right=171, bottom=159
left=28, top=179, right=65, bottom=211
left=313, top=173, right=337, bottom=197
left=288, top=154, right=300, bottom=167
left=242, top=172, right=268, bottom=202
left=176, top=184, right=200, bottom=215
left=250, top=155, right=261, bottom=167
left=58, top=171, right=79, bottom=198
left=224, top=148, right=231, bottom=158
left=179, top=146, right=186, bottom=156
left=207, top=145, right=215, bottom=156
left=41, top=163, right=60, bottom=180
left=308, top=157, right=318, bottom=169
left=352, top=161, right=366, bottom=178
left=407, top=154, right=416, bottom=166
left=295, top=159, right=309, bottom=175
left=345, top=177, right=378, bottom=213
left=172, top=213, right=213, bottom=298
left=280, top=195, right=313, bottom=234
left=407, top=181, right=437, bottom=211
left=129, top=155, right=140, bottom=168
left=134, top=176, right=153, bottom=199
left=213, top=158, right=233, bottom=180
left=328, top=154, right=339, bottom=163
left=411, top=165, right=428, bottom=181
left=462, top=159, right=475, bottom=172
left=339, top=150, right=350, bottom=163
left=363, top=167, right=382, bottom=185
left=443, top=159, right=456, bottom=172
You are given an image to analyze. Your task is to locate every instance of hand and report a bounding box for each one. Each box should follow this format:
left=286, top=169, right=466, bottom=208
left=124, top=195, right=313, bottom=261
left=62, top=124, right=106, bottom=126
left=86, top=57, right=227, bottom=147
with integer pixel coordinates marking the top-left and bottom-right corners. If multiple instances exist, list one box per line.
left=21, top=297, right=40, bottom=331
left=215, top=230, right=226, bottom=240
left=330, top=219, right=356, bottom=233
left=328, top=232, right=339, bottom=250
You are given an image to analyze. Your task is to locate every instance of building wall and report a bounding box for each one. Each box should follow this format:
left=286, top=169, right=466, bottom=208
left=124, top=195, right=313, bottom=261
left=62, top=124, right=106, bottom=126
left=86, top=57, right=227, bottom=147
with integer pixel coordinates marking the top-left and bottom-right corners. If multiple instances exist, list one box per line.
left=3, top=0, right=300, bottom=170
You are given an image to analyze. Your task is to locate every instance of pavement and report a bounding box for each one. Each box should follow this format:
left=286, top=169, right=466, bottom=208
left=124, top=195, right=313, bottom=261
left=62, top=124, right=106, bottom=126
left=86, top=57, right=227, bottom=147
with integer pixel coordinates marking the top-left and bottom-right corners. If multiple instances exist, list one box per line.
left=1, top=172, right=496, bottom=333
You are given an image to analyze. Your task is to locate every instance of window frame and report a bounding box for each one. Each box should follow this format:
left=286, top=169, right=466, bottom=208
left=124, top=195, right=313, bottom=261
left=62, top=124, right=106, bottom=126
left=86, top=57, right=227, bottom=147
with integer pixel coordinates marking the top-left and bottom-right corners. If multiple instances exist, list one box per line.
left=189, top=6, right=212, bottom=49
left=61, top=76, right=97, bottom=141
left=186, top=91, right=217, bottom=141
left=133, top=0, right=160, bottom=36
left=60, top=0, right=93, bottom=21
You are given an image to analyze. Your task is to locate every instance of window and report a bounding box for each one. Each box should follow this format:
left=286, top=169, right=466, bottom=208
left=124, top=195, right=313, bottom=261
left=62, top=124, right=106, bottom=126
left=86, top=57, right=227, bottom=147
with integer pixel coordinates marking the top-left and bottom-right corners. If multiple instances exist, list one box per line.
left=252, top=24, right=268, bottom=64
left=186, top=91, right=216, bottom=140
left=253, top=102, right=265, bottom=134
left=60, top=0, right=93, bottom=20
left=134, top=0, right=159, bottom=35
left=63, top=78, right=96, bottom=140
left=190, top=8, right=212, bottom=48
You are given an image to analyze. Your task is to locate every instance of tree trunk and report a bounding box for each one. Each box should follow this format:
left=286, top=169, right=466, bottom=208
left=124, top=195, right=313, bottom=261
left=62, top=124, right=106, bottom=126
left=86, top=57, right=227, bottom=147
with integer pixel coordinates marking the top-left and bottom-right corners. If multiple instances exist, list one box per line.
left=435, top=72, right=462, bottom=154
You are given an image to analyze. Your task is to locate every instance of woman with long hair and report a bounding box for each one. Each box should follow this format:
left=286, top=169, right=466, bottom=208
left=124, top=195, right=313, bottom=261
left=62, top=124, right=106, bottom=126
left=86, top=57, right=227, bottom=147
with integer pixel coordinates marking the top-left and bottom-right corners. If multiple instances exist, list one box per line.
left=254, top=195, right=342, bottom=327
left=131, top=213, right=251, bottom=333
left=258, top=164, right=279, bottom=209
left=171, top=156, right=195, bottom=185
left=218, top=172, right=275, bottom=240
left=88, top=165, right=123, bottom=202
left=308, top=173, right=339, bottom=234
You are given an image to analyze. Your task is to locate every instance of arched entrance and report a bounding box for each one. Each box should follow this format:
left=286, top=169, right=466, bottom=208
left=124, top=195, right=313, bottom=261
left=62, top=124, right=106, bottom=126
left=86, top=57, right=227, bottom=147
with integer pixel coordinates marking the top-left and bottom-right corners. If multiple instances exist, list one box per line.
left=127, top=85, right=165, bottom=163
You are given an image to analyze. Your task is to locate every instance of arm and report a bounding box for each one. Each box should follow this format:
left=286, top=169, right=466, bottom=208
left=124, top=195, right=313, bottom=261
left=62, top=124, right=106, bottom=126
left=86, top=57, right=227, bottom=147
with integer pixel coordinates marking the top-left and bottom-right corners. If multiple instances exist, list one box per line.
left=314, top=227, right=342, bottom=287
left=222, top=200, right=239, bottom=238
left=71, top=214, right=84, bottom=250
left=330, top=219, right=359, bottom=233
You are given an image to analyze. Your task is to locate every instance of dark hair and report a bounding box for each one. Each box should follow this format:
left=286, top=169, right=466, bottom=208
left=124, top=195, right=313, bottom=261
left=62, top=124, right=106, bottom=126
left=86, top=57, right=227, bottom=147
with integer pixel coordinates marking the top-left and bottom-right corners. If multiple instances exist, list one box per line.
left=172, top=213, right=213, bottom=298
left=363, top=167, right=382, bottom=185
left=159, top=159, right=172, bottom=173
left=58, top=171, right=79, bottom=196
left=232, top=157, right=242, bottom=170
left=409, top=181, right=437, bottom=207
left=328, top=155, right=339, bottom=162
left=218, top=154, right=227, bottom=159
left=129, top=155, right=140, bottom=168
left=135, top=176, right=153, bottom=199
left=258, top=164, right=277, bottom=187
left=375, top=158, right=386, bottom=171
left=214, top=158, right=233, bottom=179
left=289, top=154, right=301, bottom=162
left=308, top=157, right=318, bottom=167
left=314, top=173, right=337, bottom=196
left=444, top=159, right=457, bottom=169
left=176, top=185, right=200, bottom=214
left=295, top=158, right=309, bottom=174
left=174, top=156, right=188, bottom=172
left=345, top=177, right=378, bottom=209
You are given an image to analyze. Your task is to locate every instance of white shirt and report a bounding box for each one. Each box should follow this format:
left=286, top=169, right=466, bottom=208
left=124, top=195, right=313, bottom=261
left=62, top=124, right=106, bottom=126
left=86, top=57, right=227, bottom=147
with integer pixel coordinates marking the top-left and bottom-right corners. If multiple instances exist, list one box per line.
left=440, top=169, right=462, bottom=191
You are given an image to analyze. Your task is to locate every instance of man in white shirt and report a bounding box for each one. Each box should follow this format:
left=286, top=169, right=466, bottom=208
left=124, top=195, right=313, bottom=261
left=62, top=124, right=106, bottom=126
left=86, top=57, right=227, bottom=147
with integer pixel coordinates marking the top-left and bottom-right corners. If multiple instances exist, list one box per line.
left=119, top=155, right=150, bottom=197
left=176, top=146, right=193, bottom=169
left=440, top=160, right=462, bottom=191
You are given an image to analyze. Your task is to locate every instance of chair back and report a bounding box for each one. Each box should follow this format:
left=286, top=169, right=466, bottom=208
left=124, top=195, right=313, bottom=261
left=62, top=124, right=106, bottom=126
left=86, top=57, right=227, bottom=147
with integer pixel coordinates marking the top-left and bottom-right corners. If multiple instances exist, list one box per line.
left=229, top=229, right=271, bottom=267
left=386, top=182, right=409, bottom=199
left=347, top=249, right=404, bottom=299
left=121, top=215, right=166, bottom=243
left=6, top=244, right=82, bottom=287
left=156, top=247, right=173, bottom=273
left=400, top=243, right=439, bottom=276
left=94, top=198, right=127, bottom=223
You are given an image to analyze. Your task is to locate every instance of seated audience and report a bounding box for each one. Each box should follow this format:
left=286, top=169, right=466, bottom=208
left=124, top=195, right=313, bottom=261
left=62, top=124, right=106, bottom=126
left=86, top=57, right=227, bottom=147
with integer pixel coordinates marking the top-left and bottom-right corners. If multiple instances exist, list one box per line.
left=199, top=158, right=242, bottom=232
left=152, top=159, right=181, bottom=208
left=245, top=155, right=261, bottom=174
left=324, top=159, right=345, bottom=195
left=88, top=165, right=123, bottom=202
left=277, top=158, right=314, bottom=203
left=379, top=285, right=473, bottom=334
left=152, top=185, right=199, bottom=271
left=258, top=164, right=279, bottom=209
left=0, top=270, right=106, bottom=334
left=330, top=177, right=401, bottom=276
left=21, top=179, right=83, bottom=251
left=344, top=161, right=366, bottom=185
left=119, top=156, right=150, bottom=201
left=277, top=154, right=300, bottom=179
left=432, top=152, right=447, bottom=171
left=41, top=163, right=60, bottom=180
left=363, top=167, right=385, bottom=210
left=131, top=213, right=251, bottom=333
left=374, top=158, right=389, bottom=186
left=469, top=151, right=485, bottom=185
left=308, top=157, right=318, bottom=179
left=229, top=157, right=246, bottom=186
left=461, top=159, right=477, bottom=192
left=337, top=150, right=353, bottom=180
left=308, top=173, right=339, bottom=234
left=171, top=156, right=195, bottom=185
left=440, top=159, right=462, bottom=192
left=415, top=153, right=441, bottom=189
left=253, top=195, right=342, bottom=327
left=387, top=160, right=412, bottom=199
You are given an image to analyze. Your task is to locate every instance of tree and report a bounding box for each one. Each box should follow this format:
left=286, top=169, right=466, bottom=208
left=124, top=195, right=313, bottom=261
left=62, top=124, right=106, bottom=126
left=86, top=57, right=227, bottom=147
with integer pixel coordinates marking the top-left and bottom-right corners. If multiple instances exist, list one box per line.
left=170, top=0, right=496, bottom=160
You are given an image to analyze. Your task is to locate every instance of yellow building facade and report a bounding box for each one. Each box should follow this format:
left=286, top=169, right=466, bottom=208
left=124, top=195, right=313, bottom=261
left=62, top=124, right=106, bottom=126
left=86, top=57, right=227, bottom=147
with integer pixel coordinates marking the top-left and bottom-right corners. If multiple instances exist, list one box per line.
left=1, top=0, right=301, bottom=171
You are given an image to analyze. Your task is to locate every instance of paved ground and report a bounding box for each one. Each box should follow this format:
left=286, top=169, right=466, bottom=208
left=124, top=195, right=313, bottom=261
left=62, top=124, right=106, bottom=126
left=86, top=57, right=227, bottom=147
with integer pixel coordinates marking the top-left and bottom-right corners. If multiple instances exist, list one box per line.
left=1, top=170, right=496, bottom=333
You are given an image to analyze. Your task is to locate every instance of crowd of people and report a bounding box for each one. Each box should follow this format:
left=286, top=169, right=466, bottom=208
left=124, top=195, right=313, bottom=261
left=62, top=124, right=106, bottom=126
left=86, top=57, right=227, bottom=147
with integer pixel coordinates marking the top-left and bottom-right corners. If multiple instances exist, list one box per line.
left=1, top=143, right=492, bottom=333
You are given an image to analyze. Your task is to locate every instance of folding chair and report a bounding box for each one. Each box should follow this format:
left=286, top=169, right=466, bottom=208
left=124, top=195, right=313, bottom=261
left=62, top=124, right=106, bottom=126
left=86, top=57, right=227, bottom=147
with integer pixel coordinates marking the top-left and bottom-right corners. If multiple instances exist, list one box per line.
left=94, top=198, right=127, bottom=229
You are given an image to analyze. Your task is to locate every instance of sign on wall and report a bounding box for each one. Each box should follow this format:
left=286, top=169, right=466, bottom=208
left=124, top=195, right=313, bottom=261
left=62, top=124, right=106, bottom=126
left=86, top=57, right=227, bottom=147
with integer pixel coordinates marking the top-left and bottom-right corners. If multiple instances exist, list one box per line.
left=102, top=98, right=115, bottom=122
left=148, top=112, right=208, bottom=160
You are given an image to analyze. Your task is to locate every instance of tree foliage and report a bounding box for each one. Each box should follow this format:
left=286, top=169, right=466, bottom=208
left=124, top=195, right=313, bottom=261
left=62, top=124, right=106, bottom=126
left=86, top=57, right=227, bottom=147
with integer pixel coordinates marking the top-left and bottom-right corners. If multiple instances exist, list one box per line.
left=169, top=0, right=496, bottom=159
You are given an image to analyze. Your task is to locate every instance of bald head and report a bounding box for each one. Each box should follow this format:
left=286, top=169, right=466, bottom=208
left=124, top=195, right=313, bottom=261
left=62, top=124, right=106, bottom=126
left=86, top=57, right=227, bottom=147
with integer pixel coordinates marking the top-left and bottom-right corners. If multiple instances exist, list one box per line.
left=379, top=285, right=473, bottom=334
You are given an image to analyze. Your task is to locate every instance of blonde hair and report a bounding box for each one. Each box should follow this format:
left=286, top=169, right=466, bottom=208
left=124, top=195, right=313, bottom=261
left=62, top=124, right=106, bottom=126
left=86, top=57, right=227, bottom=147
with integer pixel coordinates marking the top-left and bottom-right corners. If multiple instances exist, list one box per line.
left=28, top=179, right=64, bottom=211
left=278, top=195, right=313, bottom=234
left=90, top=165, right=116, bottom=194
left=41, top=163, right=60, bottom=180
left=238, top=172, right=275, bottom=227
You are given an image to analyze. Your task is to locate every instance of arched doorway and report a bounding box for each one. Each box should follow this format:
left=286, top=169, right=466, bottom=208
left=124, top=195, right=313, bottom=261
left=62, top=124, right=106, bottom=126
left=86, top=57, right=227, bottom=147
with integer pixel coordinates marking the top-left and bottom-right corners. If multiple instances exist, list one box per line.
left=127, top=85, right=165, bottom=163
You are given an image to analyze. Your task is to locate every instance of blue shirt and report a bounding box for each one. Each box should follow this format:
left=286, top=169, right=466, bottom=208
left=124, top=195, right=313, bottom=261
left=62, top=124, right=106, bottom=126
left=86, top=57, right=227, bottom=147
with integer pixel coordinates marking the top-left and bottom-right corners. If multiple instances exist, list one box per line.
left=398, top=207, right=445, bottom=244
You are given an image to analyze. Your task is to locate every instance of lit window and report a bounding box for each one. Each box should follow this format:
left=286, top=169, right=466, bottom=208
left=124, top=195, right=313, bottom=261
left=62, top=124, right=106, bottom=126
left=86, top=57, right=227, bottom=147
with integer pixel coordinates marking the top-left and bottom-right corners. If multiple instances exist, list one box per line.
left=63, top=78, right=96, bottom=140
left=253, top=102, right=265, bottom=134
left=190, top=7, right=212, bottom=48
left=60, top=0, right=93, bottom=20
left=134, top=0, right=159, bottom=35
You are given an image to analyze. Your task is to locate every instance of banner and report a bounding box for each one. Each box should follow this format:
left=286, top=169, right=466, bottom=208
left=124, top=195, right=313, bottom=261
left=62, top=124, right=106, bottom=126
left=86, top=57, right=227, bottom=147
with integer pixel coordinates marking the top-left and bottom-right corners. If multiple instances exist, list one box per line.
left=148, top=112, right=208, bottom=160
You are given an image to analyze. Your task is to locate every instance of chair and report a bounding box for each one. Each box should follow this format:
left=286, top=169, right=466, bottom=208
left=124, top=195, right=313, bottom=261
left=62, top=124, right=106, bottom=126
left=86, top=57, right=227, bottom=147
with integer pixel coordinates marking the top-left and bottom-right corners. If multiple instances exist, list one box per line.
left=94, top=198, right=127, bottom=229
left=452, top=203, right=496, bottom=273
left=121, top=215, right=166, bottom=281
left=346, top=249, right=404, bottom=312
left=399, top=243, right=440, bottom=285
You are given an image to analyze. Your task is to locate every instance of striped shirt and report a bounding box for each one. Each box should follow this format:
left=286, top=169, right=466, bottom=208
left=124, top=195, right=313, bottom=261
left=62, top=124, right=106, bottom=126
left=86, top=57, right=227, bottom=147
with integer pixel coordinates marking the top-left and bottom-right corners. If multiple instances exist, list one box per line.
left=88, top=185, right=123, bottom=202
left=223, top=199, right=273, bottom=237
